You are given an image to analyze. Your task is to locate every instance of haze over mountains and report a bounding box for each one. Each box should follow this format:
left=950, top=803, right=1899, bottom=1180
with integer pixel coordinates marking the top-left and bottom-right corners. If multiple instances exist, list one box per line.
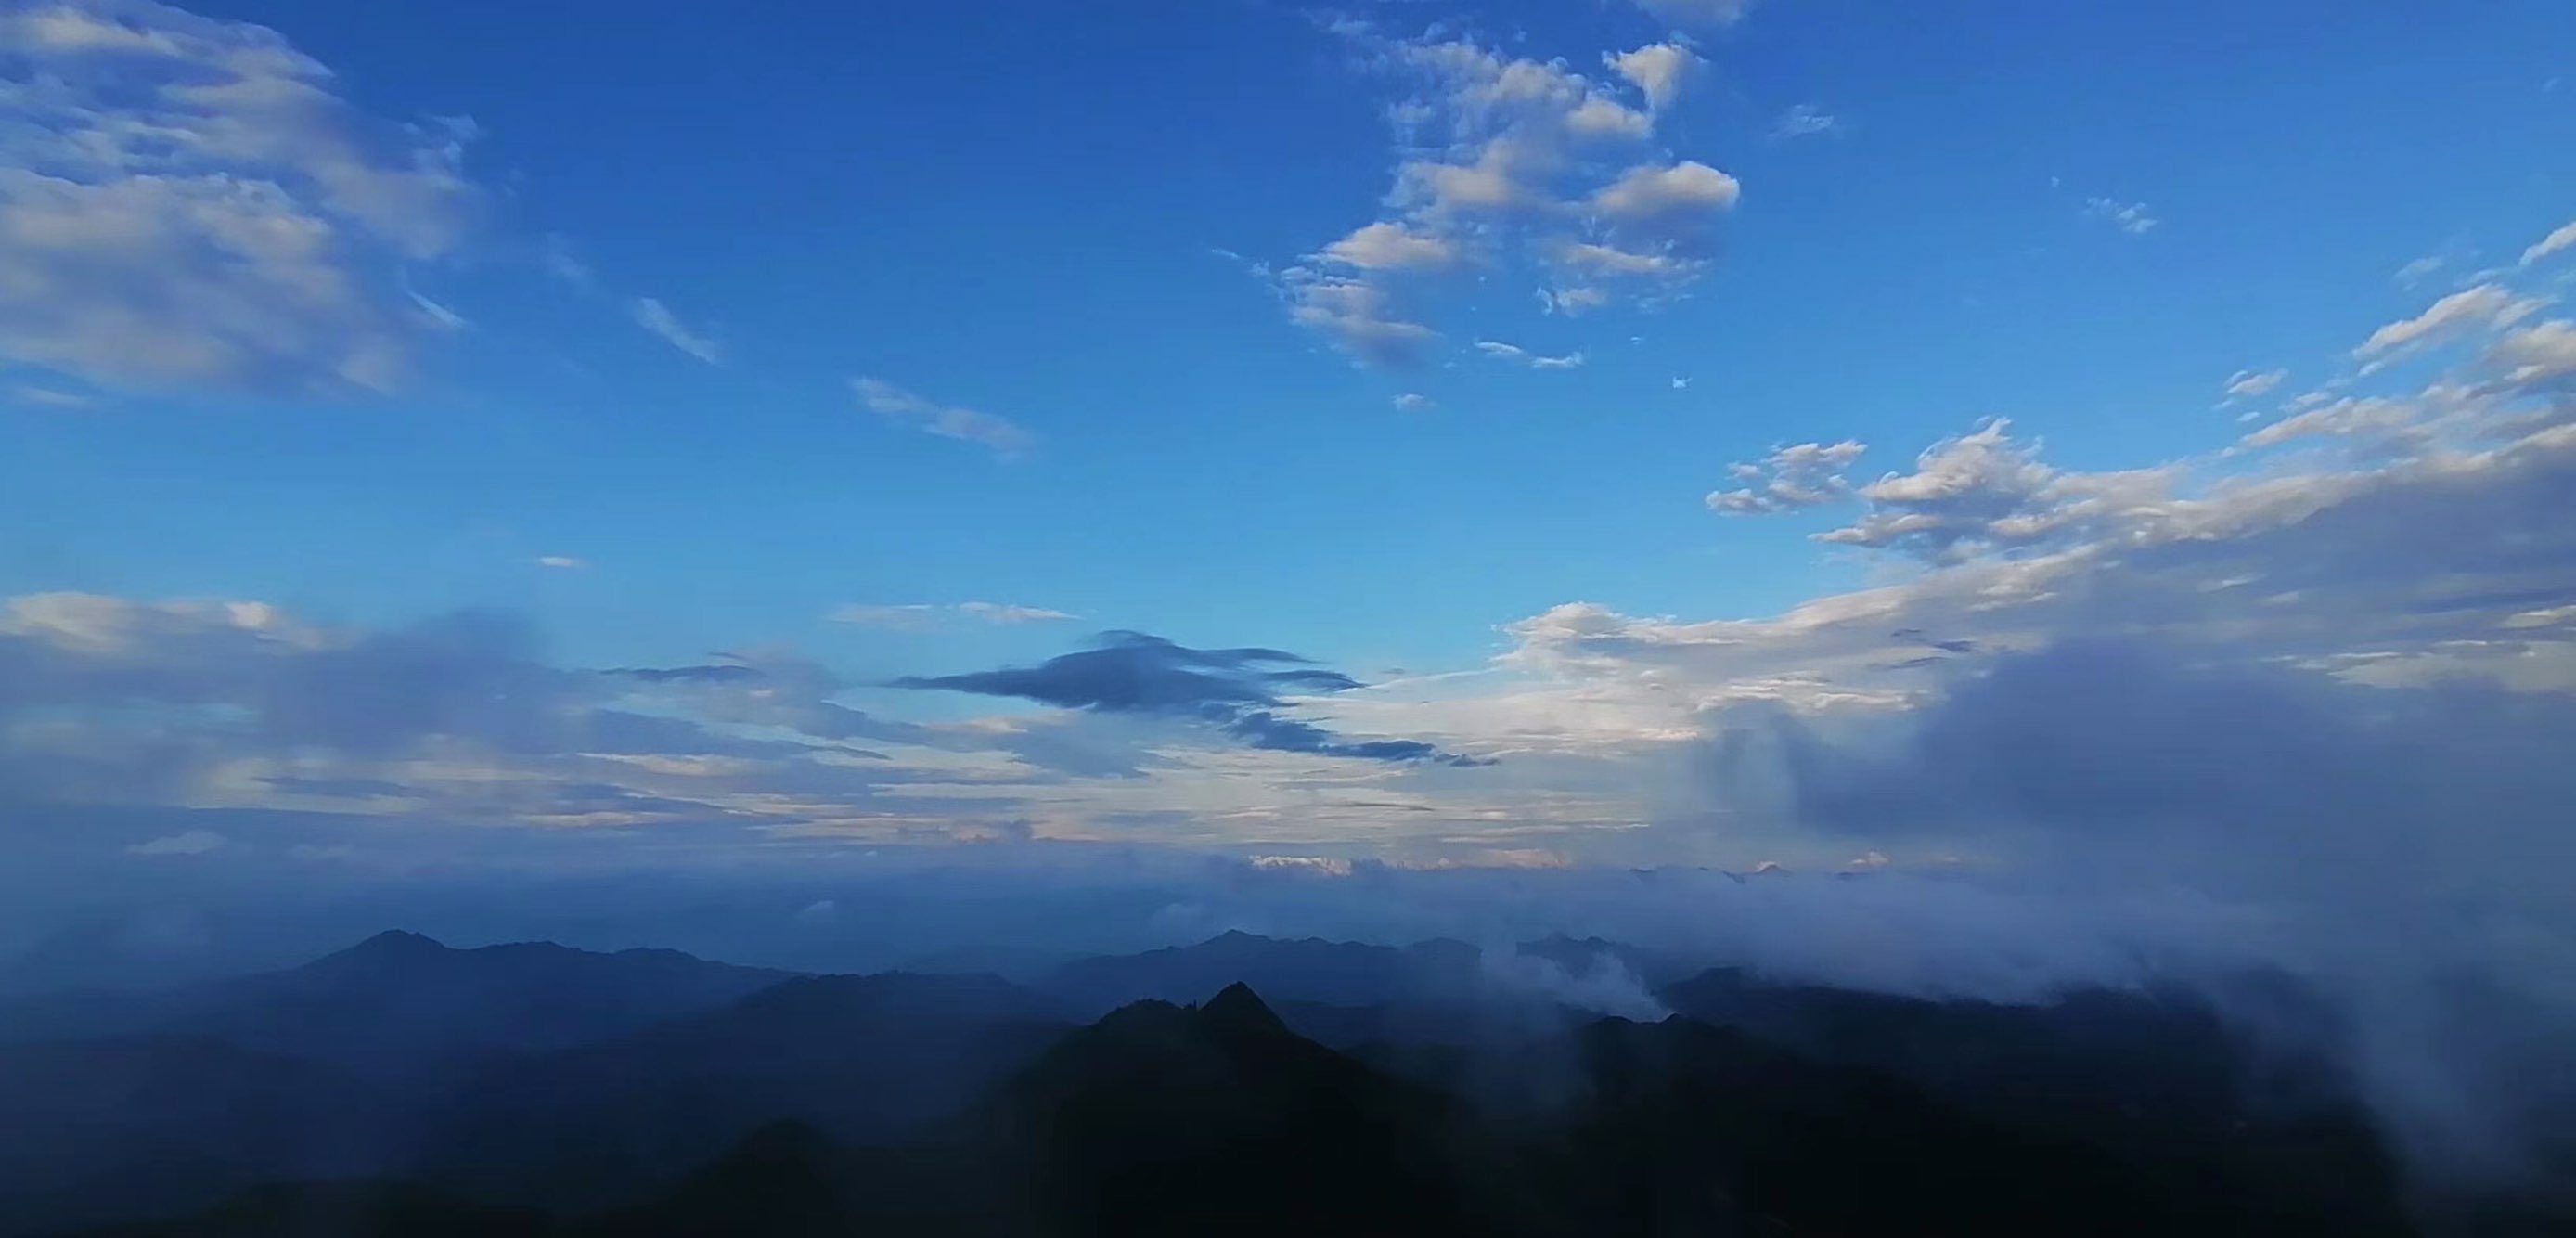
left=5, top=926, right=2568, bottom=1236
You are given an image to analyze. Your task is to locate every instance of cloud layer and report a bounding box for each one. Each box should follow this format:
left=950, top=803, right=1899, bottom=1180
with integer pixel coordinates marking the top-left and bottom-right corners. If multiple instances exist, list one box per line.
left=0, top=0, right=481, bottom=395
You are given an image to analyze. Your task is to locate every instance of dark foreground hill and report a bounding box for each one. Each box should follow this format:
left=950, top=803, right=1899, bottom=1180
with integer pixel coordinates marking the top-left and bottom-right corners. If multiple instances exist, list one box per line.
left=51, top=982, right=2501, bottom=1238
left=11, top=929, right=2573, bottom=1236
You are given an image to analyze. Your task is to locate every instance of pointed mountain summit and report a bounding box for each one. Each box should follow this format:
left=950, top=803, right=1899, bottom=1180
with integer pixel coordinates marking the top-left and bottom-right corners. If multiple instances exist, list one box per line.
left=1199, top=980, right=1289, bottom=1037
left=326, top=928, right=449, bottom=961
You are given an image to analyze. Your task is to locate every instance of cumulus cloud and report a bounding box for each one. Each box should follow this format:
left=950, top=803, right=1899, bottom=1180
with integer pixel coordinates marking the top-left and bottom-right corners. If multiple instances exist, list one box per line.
left=0, top=0, right=481, bottom=395
left=892, top=631, right=1486, bottom=766
left=2082, top=197, right=2159, bottom=235
left=1591, top=161, right=1741, bottom=221
left=1706, top=440, right=1868, bottom=514
left=626, top=297, right=724, bottom=365
left=1605, top=44, right=1697, bottom=112
left=1272, top=22, right=1741, bottom=360
left=852, top=377, right=1036, bottom=458
left=534, top=555, right=588, bottom=571
left=1393, top=393, right=1436, bottom=412
left=1320, top=221, right=1461, bottom=271
left=1805, top=420, right=2176, bottom=561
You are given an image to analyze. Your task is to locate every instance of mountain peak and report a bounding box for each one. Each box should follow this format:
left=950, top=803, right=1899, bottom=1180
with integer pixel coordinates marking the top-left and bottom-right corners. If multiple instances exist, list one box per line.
left=348, top=929, right=447, bottom=955
left=1199, top=981, right=1287, bottom=1036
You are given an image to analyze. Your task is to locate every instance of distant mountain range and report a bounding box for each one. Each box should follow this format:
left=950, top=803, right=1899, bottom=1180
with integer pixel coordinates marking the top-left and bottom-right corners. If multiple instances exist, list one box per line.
left=4, top=929, right=2568, bottom=1236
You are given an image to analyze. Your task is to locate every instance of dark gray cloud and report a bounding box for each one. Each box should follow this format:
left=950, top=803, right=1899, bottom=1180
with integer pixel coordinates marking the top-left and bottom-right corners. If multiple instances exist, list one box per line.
left=1704, top=637, right=2576, bottom=1187
left=894, top=631, right=1484, bottom=766
left=602, top=664, right=766, bottom=684
left=1222, top=711, right=1491, bottom=767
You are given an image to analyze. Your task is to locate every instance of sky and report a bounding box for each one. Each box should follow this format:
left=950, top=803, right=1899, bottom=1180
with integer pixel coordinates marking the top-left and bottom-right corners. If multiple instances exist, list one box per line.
left=1, top=0, right=2573, bottom=929
left=4, top=0, right=2575, bottom=1175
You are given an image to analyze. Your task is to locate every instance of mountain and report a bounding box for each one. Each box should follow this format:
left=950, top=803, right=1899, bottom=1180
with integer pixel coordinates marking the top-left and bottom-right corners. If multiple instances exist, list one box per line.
left=419, top=971, right=1073, bottom=1208
left=5, top=931, right=796, bottom=1078
left=1037, top=930, right=1470, bottom=1013
left=0, top=1036, right=402, bottom=1235
left=52, top=977, right=2544, bottom=1237
left=71, top=1181, right=552, bottom=1238
left=969, top=982, right=1530, bottom=1238
left=1656, top=966, right=2408, bottom=1232
left=179, top=932, right=798, bottom=1075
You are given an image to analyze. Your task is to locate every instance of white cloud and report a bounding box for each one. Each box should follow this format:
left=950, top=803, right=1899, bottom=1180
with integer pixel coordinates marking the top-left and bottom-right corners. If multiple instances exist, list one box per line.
left=2483, top=319, right=2576, bottom=390
left=8, top=383, right=94, bottom=409
left=2520, top=217, right=2576, bottom=265
left=1770, top=105, right=1841, bottom=140
left=2222, top=368, right=2287, bottom=400
left=407, top=290, right=469, bottom=332
left=1555, top=240, right=1696, bottom=279
left=1539, top=285, right=1611, bottom=316
left=1808, top=420, right=2181, bottom=562
left=2354, top=284, right=2545, bottom=359
left=1631, top=0, right=1756, bottom=25
left=1591, top=161, right=1742, bottom=221
left=0, top=0, right=480, bottom=395
left=832, top=602, right=1076, bottom=630
left=1393, top=393, right=1436, bottom=412
left=852, top=377, right=1036, bottom=458
left=125, top=829, right=227, bottom=857
left=1396, top=143, right=1542, bottom=217
left=2083, top=197, right=2159, bottom=235
left=1320, top=221, right=1461, bottom=271
left=535, top=556, right=588, bottom=571
left=1707, top=440, right=1869, bottom=514
left=1283, top=273, right=1438, bottom=366
left=626, top=297, right=724, bottom=365
left=2395, top=255, right=2446, bottom=285
left=1475, top=340, right=1584, bottom=369
left=2237, top=395, right=2425, bottom=450
left=1605, top=44, right=1697, bottom=112
left=1275, top=25, right=1738, bottom=358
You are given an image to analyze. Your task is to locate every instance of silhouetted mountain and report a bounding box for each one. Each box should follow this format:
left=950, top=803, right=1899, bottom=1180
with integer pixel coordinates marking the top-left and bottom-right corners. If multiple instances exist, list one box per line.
left=1656, top=966, right=2410, bottom=1232
left=71, top=1181, right=551, bottom=1238
left=5, top=931, right=794, bottom=1078
left=971, top=984, right=1525, bottom=1237
left=1037, top=930, right=1472, bottom=1013
left=420, top=971, right=1072, bottom=1208
left=193, top=932, right=796, bottom=1074
left=23, top=935, right=2572, bottom=1237
left=0, top=1037, right=401, bottom=1234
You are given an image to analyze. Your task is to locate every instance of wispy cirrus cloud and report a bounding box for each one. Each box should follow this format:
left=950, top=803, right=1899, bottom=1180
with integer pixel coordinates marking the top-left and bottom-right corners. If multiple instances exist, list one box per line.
left=1475, top=340, right=1586, bottom=369
left=852, top=378, right=1036, bottom=458
left=626, top=297, right=725, bottom=365
left=832, top=602, right=1079, bottom=631
left=2082, top=196, right=2159, bottom=235
left=1770, top=104, right=1841, bottom=140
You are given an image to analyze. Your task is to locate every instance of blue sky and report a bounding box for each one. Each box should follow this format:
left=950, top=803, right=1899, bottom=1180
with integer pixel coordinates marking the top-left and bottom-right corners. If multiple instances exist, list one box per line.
left=3, top=0, right=2575, bottom=883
